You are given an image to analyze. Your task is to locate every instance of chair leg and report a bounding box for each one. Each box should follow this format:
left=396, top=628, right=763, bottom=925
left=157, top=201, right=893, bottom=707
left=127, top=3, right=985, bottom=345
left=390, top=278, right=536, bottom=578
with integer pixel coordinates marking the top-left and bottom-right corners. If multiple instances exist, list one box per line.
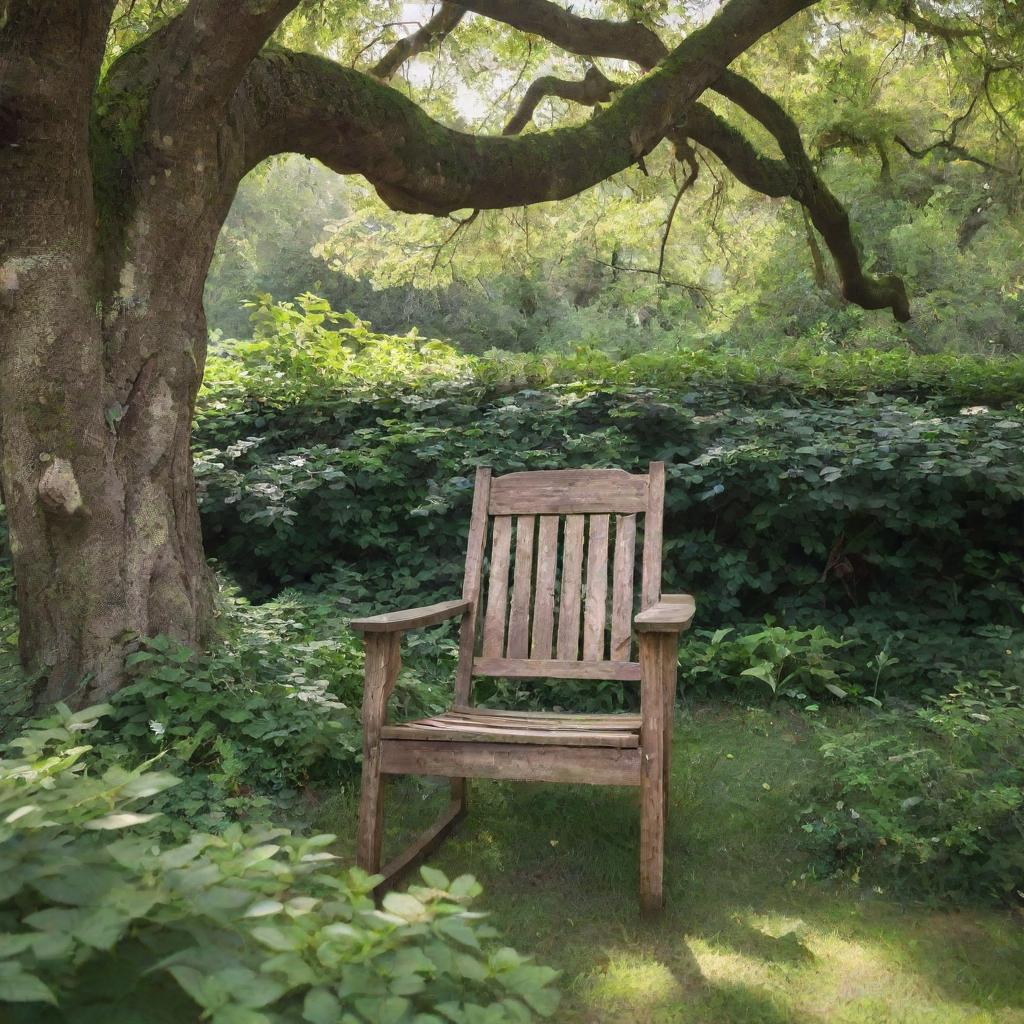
left=450, top=777, right=469, bottom=814
left=357, top=632, right=401, bottom=875
left=640, top=748, right=665, bottom=913
left=357, top=747, right=385, bottom=873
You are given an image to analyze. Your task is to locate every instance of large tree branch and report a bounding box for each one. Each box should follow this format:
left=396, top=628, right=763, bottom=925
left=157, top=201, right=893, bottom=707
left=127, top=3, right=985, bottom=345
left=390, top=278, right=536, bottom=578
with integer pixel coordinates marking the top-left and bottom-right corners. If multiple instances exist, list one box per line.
left=455, top=0, right=666, bottom=70
left=456, top=0, right=908, bottom=319
left=149, top=0, right=302, bottom=120
left=503, top=66, right=620, bottom=135
left=897, top=1, right=982, bottom=41
left=241, top=0, right=814, bottom=214
left=712, top=71, right=908, bottom=319
left=894, top=133, right=1012, bottom=175
left=373, top=4, right=465, bottom=80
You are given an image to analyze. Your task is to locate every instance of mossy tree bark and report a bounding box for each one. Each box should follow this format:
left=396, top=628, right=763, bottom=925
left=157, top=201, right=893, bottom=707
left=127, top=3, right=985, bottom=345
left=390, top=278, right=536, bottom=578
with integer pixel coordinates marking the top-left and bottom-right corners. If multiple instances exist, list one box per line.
left=0, top=0, right=913, bottom=705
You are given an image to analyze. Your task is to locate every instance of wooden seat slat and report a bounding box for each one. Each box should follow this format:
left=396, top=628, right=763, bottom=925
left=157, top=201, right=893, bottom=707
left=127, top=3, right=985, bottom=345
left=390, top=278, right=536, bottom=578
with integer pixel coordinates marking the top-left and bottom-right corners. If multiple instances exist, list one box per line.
left=442, top=709, right=640, bottom=731
left=381, top=719, right=638, bottom=747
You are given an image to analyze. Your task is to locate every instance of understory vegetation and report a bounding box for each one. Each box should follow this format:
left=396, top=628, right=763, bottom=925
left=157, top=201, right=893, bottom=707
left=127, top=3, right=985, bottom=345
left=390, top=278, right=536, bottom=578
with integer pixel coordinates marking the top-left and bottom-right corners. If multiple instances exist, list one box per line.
left=2, top=304, right=1022, bottom=1018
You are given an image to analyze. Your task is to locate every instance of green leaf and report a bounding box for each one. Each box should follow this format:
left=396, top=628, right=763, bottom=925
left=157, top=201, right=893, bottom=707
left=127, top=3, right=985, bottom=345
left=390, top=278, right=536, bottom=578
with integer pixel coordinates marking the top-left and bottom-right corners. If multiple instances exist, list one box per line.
left=303, top=987, right=341, bottom=1024
left=250, top=926, right=302, bottom=952
left=0, top=967, right=58, bottom=1005
left=419, top=865, right=449, bottom=889
left=382, top=892, right=427, bottom=921
left=84, top=812, right=160, bottom=830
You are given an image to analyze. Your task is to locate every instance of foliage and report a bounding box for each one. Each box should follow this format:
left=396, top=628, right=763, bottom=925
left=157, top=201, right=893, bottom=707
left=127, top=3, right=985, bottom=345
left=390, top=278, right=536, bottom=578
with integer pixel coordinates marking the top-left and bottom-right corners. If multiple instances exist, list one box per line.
left=204, top=296, right=1024, bottom=407
left=680, top=622, right=855, bottom=705
left=0, top=709, right=560, bottom=1022
left=5, top=587, right=456, bottom=832
left=801, top=681, right=1024, bottom=902
left=194, top=300, right=1024, bottom=698
left=204, top=0, right=1024, bottom=359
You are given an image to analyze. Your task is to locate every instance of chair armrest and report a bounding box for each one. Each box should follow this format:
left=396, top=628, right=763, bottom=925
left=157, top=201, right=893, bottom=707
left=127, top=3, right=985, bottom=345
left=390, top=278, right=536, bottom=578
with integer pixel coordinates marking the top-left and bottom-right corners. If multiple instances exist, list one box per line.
left=635, top=594, right=696, bottom=634
left=350, top=599, right=471, bottom=634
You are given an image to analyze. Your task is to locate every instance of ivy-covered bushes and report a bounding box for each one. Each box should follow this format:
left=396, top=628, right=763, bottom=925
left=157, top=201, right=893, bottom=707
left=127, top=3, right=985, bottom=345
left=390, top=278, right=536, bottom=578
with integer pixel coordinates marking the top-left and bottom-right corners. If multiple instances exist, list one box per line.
left=193, top=299, right=1024, bottom=696
left=0, top=709, right=560, bottom=1022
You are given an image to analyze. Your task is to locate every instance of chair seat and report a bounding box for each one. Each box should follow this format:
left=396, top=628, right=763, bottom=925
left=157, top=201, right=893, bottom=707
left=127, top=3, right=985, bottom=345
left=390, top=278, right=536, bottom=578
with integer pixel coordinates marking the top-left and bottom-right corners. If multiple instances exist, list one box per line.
left=380, top=708, right=641, bottom=748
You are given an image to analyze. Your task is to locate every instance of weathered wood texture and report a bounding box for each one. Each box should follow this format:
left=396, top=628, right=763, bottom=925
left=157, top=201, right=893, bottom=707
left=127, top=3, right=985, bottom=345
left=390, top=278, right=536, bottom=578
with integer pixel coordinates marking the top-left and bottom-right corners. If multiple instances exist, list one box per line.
left=556, top=514, right=585, bottom=659
left=454, top=467, right=492, bottom=706
left=641, top=460, right=665, bottom=610
left=610, top=513, right=637, bottom=661
left=472, top=657, right=640, bottom=680
left=356, top=632, right=402, bottom=873
left=481, top=514, right=513, bottom=657
left=583, top=514, right=610, bottom=660
left=381, top=707, right=640, bottom=746
left=489, top=469, right=648, bottom=515
left=381, top=740, right=642, bottom=786
left=351, top=598, right=470, bottom=633
left=506, top=515, right=535, bottom=658
left=356, top=460, right=690, bottom=912
left=634, top=595, right=696, bottom=632
left=638, top=630, right=673, bottom=913
left=530, top=515, right=560, bottom=658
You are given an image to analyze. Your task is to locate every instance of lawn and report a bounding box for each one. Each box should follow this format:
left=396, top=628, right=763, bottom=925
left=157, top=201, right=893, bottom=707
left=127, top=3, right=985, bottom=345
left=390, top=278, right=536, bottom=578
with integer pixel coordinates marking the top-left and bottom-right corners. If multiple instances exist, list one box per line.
left=319, top=702, right=1024, bottom=1024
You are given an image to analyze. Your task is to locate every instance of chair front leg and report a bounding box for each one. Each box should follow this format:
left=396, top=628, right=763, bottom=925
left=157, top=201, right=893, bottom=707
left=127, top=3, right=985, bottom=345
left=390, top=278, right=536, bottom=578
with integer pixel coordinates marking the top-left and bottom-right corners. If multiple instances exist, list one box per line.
left=357, top=632, right=402, bottom=874
left=638, top=630, right=676, bottom=914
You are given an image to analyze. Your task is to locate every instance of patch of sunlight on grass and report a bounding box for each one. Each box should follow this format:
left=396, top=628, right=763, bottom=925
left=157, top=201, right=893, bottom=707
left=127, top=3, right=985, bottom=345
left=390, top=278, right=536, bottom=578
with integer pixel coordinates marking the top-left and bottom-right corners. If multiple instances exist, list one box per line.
left=576, top=952, right=684, bottom=1013
left=689, top=936, right=774, bottom=984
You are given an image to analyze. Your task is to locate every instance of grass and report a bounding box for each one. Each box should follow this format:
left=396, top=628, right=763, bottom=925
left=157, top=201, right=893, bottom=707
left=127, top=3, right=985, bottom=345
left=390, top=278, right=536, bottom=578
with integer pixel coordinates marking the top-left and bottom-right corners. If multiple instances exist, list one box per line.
left=317, top=701, right=1024, bottom=1024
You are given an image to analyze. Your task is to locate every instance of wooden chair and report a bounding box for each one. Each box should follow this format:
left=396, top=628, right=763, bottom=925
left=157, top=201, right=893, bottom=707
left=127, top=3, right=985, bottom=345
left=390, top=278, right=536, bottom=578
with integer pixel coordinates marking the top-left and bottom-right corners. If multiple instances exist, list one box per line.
left=350, top=462, right=695, bottom=912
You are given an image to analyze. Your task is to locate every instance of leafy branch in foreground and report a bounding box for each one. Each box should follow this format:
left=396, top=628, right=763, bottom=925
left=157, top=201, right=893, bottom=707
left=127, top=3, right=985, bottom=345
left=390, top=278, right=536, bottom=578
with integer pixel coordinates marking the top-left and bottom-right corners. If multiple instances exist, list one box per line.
left=0, top=708, right=559, bottom=1022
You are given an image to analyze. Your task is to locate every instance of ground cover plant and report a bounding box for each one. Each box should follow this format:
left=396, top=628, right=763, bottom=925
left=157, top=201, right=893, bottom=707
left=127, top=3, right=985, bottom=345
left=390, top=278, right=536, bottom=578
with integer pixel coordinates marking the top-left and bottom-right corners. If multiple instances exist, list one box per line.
left=2, top=302, right=1022, bottom=1019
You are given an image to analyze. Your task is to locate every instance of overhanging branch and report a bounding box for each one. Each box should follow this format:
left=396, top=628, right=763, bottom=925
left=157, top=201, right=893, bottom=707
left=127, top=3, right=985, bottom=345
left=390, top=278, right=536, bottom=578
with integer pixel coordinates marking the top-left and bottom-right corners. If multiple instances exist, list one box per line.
left=452, top=0, right=910, bottom=320
left=503, top=66, right=620, bottom=135
left=241, top=0, right=814, bottom=215
left=373, top=4, right=465, bottom=80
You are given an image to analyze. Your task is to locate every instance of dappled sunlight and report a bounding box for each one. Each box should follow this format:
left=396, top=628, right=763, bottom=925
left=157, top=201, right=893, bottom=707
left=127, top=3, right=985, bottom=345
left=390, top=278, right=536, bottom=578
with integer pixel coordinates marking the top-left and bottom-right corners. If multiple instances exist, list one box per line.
left=575, top=951, right=687, bottom=1018
left=688, top=936, right=775, bottom=987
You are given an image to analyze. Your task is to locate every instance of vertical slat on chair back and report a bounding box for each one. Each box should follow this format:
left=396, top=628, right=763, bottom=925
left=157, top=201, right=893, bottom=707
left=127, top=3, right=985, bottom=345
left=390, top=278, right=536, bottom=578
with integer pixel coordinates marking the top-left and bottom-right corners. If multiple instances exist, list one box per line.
left=457, top=466, right=663, bottom=697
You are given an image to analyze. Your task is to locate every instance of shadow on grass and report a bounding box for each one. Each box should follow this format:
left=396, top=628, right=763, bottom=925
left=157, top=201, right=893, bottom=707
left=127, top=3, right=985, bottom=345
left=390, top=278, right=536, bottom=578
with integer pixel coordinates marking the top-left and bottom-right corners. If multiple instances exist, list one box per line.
left=318, top=702, right=1024, bottom=1024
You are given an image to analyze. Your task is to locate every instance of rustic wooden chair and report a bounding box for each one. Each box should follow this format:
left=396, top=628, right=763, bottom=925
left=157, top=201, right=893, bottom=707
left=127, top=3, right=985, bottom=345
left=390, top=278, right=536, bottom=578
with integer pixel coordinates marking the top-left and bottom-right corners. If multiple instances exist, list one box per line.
left=350, top=462, right=694, bottom=912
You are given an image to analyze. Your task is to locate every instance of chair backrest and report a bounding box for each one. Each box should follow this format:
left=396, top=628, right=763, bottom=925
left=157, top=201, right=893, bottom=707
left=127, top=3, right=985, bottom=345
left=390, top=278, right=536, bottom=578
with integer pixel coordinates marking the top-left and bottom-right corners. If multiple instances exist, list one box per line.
left=453, top=463, right=665, bottom=706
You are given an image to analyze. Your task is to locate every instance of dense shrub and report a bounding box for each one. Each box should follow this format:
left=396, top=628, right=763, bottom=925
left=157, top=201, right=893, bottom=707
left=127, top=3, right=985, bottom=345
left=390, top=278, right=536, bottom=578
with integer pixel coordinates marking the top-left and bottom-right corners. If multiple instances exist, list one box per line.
left=801, top=681, right=1024, bottom=903
left=0, top=709, right=560, bottom=1022
left=0, top=588, right=456, bottom=830
left=194, top=299, right=1024, bottom=696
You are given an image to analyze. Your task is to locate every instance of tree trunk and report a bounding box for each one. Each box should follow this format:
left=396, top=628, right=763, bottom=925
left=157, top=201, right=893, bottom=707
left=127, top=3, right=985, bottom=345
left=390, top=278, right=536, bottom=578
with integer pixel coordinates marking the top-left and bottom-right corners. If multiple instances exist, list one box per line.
left=1, top=3, right=213, bottom=706
left=1, top=272, right=212, bottom=706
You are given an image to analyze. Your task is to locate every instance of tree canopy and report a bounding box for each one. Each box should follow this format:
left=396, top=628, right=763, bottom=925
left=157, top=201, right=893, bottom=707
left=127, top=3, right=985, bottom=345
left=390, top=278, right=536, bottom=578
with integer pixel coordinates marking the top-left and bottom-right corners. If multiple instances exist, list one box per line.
left=2, top=0, right=1023, bottom=702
